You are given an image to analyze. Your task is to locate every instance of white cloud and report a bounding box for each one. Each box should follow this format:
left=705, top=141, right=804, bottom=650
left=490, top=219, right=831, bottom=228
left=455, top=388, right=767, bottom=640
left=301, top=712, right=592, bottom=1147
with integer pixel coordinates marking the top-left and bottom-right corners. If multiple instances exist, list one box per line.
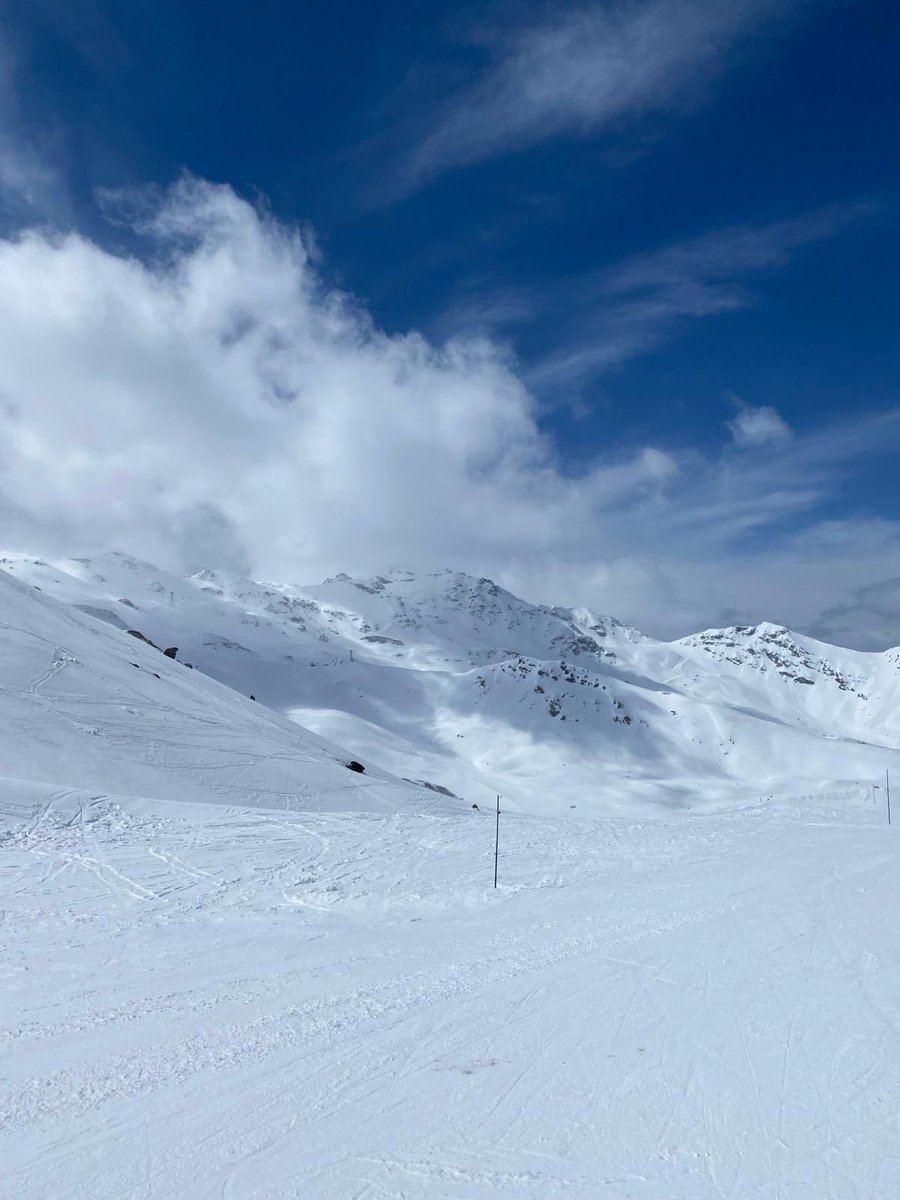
left=807, top=571, right=900, bottom=650
left=528, top=204, right=866, bottom=390
left=405, top=0, right=805, bottom=187
left=727, top=401, right=793, bottom=447
left=1, top=176, right=898, bottom=648
left=0, top=177, right=671, bottom=581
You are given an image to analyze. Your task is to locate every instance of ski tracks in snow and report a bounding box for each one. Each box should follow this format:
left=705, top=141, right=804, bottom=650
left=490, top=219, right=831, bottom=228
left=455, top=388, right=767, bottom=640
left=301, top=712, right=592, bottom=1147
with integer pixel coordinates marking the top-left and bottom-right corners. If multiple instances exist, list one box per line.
left=4, top=801, right=900, bottom=1198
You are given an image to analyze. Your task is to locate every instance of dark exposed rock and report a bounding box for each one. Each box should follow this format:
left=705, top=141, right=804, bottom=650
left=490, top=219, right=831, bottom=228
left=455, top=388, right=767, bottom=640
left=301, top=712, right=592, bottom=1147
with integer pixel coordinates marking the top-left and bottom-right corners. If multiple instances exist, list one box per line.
left=346, top=760, right=366, bottom=773
left=127, top=629, right=160, bottom=650
left=203, top=637, right=251, bottom=652
left=686, top=625, right=863, bottom=694
left=404, top=778, right=459, bottom=798
left=163, top=647, right=178, bottom=659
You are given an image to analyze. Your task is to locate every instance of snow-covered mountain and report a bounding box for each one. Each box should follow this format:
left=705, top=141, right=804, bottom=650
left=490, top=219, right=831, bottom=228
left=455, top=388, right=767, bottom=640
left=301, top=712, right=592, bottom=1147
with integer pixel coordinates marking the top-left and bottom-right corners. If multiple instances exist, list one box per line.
left=4, top=551, right=899, bottom=814
left=6, top=552, right=900, bottom=1200
left=0, top=564, right=437, bottom=816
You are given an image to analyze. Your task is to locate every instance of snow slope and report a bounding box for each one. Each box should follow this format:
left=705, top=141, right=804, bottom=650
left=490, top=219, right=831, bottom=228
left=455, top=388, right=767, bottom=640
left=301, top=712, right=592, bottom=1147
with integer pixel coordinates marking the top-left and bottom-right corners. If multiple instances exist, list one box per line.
left=4, top=554, right=900, bottom=1198
left=4, top=552, right=899, bottom=813
left=0, top=566, right=438, bottom=815
left=3, top=787, right=900, bottom=1198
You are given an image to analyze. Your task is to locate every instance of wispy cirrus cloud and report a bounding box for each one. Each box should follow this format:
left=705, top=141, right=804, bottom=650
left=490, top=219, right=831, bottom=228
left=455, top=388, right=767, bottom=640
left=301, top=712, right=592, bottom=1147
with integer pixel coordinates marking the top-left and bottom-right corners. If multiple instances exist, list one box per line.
left=501, top=411, right=900, bottom=642
left=0, top=32, right=70, bottom=225
left=526, top=201, right=871, bottom=390
left=403, top=0, right=815, bottom=190
left=649, top=409, right=900, bottom=549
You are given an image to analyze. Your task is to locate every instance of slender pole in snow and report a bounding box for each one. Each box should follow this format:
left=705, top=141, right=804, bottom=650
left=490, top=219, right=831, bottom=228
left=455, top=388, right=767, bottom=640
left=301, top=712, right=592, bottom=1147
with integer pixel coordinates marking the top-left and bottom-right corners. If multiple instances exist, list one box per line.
left=887, top=769, right=892, bottom=827
left=494, top=795, right=500, bottom=888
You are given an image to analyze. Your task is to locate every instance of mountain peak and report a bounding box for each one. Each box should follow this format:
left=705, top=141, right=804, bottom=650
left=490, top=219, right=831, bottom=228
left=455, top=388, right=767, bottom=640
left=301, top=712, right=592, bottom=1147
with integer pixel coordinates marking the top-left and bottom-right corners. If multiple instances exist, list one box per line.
left=5, top=548, right=900, bottom=812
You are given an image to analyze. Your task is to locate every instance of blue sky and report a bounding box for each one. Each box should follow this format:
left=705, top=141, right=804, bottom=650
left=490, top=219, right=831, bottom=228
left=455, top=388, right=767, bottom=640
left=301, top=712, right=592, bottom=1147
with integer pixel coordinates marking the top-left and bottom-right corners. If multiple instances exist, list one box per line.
left=1, top=0, right=899, bottom=644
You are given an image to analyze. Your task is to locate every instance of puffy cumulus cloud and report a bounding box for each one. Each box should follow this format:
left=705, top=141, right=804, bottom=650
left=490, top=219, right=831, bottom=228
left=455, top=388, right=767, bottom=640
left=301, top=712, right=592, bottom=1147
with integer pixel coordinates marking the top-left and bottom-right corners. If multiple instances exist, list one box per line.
left=0, top=176, right=673, bottom=584
left=2, top=175, right=900, bottom=649
left=727, top=401, right=793, bottom=447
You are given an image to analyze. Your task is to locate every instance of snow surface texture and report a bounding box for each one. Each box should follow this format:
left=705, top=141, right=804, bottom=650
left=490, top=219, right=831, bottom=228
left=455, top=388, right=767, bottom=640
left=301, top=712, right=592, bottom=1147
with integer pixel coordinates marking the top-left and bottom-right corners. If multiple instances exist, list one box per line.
left=3, top=555, right=900, bottom=1196
left=3, top=789, right=900, bottom=1198
left=4, top=551, right=900, bottom=813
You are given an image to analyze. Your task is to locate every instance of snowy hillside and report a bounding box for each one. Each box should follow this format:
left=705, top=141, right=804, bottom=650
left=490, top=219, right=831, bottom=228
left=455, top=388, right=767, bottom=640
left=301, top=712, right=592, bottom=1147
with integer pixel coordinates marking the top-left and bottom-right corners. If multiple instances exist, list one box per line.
left=0, top=566, right=437, bottom=815
left=3, top=551, right=899, bottom=813
left=4, top=554, right=900, bottom=1199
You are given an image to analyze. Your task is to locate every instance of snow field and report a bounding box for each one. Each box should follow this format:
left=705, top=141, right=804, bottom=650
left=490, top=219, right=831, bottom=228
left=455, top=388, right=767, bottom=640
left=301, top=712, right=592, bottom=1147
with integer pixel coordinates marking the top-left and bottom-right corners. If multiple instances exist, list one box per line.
left=3, top=787, right=900, bottom=1198
left=4, top=555, right=900, bottom=1196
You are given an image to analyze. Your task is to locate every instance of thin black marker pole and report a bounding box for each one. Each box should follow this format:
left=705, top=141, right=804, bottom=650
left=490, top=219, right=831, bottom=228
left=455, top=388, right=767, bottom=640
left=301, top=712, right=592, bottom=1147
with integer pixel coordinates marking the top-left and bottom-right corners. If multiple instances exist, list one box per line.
left=494, top=794, right=500, bottom=888
left=887, top=769, right=892, bottom=827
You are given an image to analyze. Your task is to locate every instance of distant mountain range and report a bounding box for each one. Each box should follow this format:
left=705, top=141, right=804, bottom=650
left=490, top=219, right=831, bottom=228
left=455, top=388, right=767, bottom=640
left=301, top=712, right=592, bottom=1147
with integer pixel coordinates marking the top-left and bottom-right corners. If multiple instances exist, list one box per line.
left=3, top=551, right=898, bottom=815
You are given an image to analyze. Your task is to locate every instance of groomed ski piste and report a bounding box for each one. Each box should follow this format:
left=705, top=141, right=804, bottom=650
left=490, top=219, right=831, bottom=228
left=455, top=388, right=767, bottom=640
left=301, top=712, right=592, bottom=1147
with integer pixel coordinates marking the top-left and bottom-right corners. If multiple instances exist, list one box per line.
left=3, top=563, right=900, bottom=1198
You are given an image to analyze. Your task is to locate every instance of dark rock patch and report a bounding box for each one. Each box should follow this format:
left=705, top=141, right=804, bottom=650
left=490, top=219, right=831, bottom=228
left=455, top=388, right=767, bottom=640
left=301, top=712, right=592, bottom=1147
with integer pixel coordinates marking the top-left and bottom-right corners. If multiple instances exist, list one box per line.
left=405, top=778, right=459, bottom=798
left=127, top=629, right=160, bottom=650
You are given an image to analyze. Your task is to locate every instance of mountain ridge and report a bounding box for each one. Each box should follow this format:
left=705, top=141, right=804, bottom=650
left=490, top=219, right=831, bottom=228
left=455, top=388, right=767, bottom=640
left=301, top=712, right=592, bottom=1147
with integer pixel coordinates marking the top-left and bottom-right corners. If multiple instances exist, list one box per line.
left=0, top=560, right=433, bottom=816
left=3, top=550, right=899, bottom=814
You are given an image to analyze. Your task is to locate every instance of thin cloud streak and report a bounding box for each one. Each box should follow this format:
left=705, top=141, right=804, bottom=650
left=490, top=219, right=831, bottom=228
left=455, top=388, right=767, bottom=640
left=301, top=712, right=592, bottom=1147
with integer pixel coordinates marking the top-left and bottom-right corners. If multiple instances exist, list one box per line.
left=527, top=202, right=872, bottom=390
left=403, top=0, right=810, bottom=190
left=0, top=33, right=72, bottom=226
left=649, top=409, right=900, bottom=544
